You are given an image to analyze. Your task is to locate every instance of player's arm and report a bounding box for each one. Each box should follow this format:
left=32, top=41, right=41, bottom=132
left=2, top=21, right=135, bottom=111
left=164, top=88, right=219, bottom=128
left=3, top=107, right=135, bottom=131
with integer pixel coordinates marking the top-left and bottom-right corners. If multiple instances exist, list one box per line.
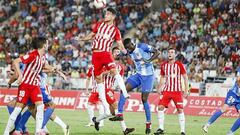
left=13, top=58, right=23, bottom=85
left=43, top=62, right=67, bottom=80
left=78, top=32, right=96, bottom=41
left=116, top=40, right=127, bottom=54
left=85, top=77, right=91, bottom=95
left=157, top=75, right=165, bottom=95
left=7, top=71, right=18, bottom=88
left=182, top=73, right=189, bottom=97
left=146, top=48, right=160, bottom=63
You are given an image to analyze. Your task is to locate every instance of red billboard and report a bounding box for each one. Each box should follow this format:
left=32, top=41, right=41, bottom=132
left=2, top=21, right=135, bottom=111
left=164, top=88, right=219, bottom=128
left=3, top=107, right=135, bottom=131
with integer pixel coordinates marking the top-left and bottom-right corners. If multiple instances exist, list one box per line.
left=0, top=89, right=238, bottom=117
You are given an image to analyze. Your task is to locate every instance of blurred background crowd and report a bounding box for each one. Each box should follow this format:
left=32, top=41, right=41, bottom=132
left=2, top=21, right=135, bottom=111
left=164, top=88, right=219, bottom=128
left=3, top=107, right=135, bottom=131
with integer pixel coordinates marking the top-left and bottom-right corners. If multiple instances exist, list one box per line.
left=0, top=0, right=239, bottom=89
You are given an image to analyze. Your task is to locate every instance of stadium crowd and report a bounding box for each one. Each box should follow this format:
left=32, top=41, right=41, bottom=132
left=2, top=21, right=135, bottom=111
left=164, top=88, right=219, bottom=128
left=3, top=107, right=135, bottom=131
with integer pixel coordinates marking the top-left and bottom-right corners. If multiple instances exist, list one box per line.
left=0, top=0, right=239, bottom=89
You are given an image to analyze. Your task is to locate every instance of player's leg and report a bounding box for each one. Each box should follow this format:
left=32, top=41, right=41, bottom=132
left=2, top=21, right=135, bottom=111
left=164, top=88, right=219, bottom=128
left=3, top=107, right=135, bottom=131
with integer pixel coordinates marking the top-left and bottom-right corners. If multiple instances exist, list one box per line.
left=109, top=74, right=140, bottom=121
left=6, top=98, right=23, bottom=130
left=31, top=86, right=44, bottom=134
left=226, top=105, right=240, bottom=135
left=4, top=84, right=29, bottom=135
left=141, top=75, right=155, bottom=134
left=86, top=92, right=98, bottom=126
left=50, top=113, right=70, bottom=135
left=154, top=92, right=171, bottom=135
left=109, top=68, right=129, bottom=98
left=42, top=101, right=55, bottom=128
left=97, top=102, right=104, bottom=127
left=172, top=92, right=185, bottom=135
left=202, top=91, right=234, bottom=133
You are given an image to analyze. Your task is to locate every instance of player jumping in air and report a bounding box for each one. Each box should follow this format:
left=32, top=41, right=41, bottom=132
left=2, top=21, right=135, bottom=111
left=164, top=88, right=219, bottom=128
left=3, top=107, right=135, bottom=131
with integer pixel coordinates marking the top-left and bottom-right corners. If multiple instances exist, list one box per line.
left=109, top=38, right=159, bottom=134
left=77, top=7, right=129, bottom=129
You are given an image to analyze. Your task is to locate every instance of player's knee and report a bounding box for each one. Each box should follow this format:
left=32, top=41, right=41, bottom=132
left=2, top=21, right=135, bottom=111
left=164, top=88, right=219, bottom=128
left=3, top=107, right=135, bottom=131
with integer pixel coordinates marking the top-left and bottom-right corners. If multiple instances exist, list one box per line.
left=48, top=102, right=56, bottom=109
left=142, top=97, right=148, bottom=103
left=177, top=108, right=183, bottom=113
left=158, top=105, right=165, bottom=111
left=36, top=104, right=44, bottom=111
left=95, top=76, right=102, bottom=83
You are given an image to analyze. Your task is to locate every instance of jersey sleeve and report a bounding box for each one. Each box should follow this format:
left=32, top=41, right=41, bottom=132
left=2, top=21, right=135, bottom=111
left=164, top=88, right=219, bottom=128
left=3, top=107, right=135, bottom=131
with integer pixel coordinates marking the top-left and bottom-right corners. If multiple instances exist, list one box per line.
left=92, top=22, right=101, bottom=33
left=87, top=67, right=93, bottom=77
left=20, top=51, right=36, bottom=64
left=114, top=28, right=122, bottom=41
left=179, top=62, right=187, bottom=74
left=139, top=43, right=153, bottom=53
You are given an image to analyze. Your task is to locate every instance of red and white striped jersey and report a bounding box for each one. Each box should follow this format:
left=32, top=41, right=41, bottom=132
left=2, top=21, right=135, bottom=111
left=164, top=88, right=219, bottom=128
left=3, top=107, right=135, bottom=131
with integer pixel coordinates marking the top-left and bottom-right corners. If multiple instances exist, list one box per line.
left=20, top=50, right=45, bottom=86
left=87, top=66, right=98, bottom=93
left=91, top=21, right=122, bottom=52
left=104, top=63, right=124, bottom=89
left=160, top=61, right=186, bottom=92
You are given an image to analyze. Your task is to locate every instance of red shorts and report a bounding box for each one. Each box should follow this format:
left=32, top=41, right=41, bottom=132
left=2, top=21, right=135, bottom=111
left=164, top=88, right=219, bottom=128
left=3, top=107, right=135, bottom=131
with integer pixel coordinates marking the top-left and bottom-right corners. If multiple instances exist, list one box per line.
left=17, top=83, right=43, bottom=104
left=105, top=89, right=116, bottom=105
left=158, top=91, right=183, bottom=109
left=92, top=51, right=116, bottom=76
left=88, top=92, right=99, bottom=104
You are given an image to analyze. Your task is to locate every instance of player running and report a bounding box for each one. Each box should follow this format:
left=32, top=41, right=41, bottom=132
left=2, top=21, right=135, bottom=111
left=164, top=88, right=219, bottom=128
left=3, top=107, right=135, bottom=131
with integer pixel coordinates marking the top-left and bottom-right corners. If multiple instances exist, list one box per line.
left=153, top=47, right=189, bottom=135
left=202, top=72, right=240, bottom=135
left=109, top=38, right=159, bottom=134
left=4, top=37, right=51, bottom=135
left=77, top=7, right=129, bottom=124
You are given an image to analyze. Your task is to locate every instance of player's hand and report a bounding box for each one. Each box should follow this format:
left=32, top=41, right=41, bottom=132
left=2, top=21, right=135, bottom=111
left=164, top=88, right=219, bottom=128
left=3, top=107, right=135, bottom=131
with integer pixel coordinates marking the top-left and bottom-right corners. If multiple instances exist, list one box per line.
left=183, top=90, right=189, bottom=98
left=85, top=90, right=90, bottom=96
left=57, top=71, right=67, bottom=81
left=157, top=90, right=162, bottom=95
left=17, top=75, right=22, bottom=85
left=7, top=83, right=11, bottom=89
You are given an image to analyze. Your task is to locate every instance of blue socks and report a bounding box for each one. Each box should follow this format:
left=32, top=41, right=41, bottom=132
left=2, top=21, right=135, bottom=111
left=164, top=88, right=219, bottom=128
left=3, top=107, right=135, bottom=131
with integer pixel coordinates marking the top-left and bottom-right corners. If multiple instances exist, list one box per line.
left=7, top=105, right=22, bottom=128
left=42, top=108, right=54, bottom=128
left=143, top=102, right=151, bottom=122
left=230, top=118, right=240, bottom=132
left=118, top=93, right=126, bottom=113
left=208, top=110, right=223, bottom=125
left=16, top=110, right=32, bottom=132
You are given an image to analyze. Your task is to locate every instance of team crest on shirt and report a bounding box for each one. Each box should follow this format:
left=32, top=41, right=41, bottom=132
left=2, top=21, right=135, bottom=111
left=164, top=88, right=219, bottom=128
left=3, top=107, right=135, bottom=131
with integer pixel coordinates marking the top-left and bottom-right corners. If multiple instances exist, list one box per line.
left=23, top=55, right=29, bottom=60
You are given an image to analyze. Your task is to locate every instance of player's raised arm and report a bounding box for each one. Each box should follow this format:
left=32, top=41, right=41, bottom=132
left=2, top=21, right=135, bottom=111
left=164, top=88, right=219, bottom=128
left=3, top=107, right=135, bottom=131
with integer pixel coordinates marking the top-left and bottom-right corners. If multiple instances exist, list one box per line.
left=116, top=40, right=127, bottom=54
left=145, top=47, right=160, bottom=63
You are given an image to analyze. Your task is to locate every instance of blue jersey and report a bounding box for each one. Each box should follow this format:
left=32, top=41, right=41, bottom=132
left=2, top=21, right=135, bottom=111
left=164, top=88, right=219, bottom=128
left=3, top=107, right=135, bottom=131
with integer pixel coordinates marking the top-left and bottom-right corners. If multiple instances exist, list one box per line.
left=40, top=72, right=48, bottom=89
left=229, top=81, right=240, bottom=96
left=20, top=63, right=25, bottom=72
left=129, top=43, right=154, bottom=76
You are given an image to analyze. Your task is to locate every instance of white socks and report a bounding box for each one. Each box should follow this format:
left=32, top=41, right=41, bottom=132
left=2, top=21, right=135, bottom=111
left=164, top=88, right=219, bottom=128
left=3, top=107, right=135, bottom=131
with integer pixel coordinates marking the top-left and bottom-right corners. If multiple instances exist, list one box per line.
left=98, top=103, right=104, bottom=125
left=53, top=116, right=67, bottom=129
left=97, top=83, right=111, bottom=115
left=157, top=110, right=164, bottom=130
left=87, top=104, right=94, bottom=123
left=115, top=74, right=129, bottom=98
left=36, top=104, right=44, bottom=132
left=120, top=121, right=127, bottom=131
left=178, top=112, right=185, bottom=133
left=4, top=107, right=22, bottom=135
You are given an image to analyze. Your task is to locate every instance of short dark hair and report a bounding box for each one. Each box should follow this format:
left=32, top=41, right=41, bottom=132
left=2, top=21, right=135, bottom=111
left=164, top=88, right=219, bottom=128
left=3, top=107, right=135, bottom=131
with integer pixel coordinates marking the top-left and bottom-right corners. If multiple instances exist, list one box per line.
left=31, top=37, right=46, bottom=49
left=112, top=46, right=120, bottom=52
left=107, top=7, right=117, bottom=15
left=168, top=47, right=175, bottom=51
left=123, top=38, right=132, bottom=47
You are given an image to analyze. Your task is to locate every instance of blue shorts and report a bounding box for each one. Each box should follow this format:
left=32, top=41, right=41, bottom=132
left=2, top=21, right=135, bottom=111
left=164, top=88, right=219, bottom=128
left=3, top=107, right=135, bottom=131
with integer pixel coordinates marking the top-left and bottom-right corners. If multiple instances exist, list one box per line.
left=225, top=91, right=240, bottom=111
left=41, top=88, right=52, bottom=104
left=126, top=73, right=155, bottom=93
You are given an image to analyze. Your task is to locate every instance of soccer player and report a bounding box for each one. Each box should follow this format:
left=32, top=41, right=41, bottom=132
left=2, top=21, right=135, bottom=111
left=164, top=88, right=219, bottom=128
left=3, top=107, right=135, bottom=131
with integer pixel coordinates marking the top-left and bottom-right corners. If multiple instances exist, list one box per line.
left=85, top=66, right=104, bottom=127
left=78, top=7, right=129, bottom=125
left=202, top=72, right=240, bottom=135
left=8, top=60, right=69, bottom=135
left=109, top=38, right=160, bottom=134
left=93, top=46, right=135, bottom=134
left=154, top=47, right=189, bottom=135
left=4, top=37, right=49, bottom=135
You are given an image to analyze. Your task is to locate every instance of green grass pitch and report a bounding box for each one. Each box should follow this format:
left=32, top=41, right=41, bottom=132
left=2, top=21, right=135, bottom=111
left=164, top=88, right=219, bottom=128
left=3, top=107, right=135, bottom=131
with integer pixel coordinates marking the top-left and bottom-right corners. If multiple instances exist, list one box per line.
left=0, top=108, right=238, bottom=135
